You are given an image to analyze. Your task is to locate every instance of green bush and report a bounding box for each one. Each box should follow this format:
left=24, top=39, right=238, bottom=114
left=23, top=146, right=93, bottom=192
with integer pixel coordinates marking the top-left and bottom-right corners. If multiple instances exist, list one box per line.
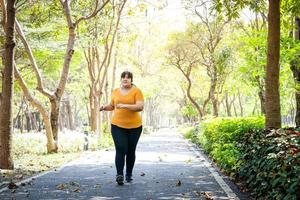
left=183, top=126, right=199, bottom=145
left=182, top=117, right=300, bottom=199
left=200, top=117, right=265, bottom=153
left=239, top=129, right=300, bottom=199
left=199, top=117, right=264, bottom=173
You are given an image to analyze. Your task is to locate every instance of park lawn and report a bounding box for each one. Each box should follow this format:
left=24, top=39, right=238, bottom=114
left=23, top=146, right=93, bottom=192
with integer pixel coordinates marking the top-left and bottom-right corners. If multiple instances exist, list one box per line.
left=0, top=130, right=114, bottom=189
left=0, top=152, right=84, bottom=189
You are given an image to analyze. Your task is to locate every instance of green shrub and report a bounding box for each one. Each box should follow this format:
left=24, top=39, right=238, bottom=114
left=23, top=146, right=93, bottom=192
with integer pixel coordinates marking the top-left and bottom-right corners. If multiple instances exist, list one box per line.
left=199, top=117, right=264, bottom=173
left=182, top=117, right=300, bottom=199
left=200, top=117, right=264, bottom=153
left=183, top=126, right=199, bottom=144
left=211, top=143, right=242, bottom=171
left=239, top=129, right=300, bottom=200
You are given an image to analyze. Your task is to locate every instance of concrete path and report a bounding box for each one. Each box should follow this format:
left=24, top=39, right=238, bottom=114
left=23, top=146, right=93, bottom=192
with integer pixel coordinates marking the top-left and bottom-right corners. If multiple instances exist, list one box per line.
left=0, top=128, right=248, bottom=200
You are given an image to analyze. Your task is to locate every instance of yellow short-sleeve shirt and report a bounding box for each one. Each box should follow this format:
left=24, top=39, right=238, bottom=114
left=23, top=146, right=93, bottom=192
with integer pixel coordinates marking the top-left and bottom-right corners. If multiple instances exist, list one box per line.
left=111, top=87, right=144, bottom=129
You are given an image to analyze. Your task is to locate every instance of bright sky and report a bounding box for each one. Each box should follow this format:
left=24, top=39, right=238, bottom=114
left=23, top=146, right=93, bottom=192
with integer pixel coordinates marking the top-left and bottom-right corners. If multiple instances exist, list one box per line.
left=144, top=0, right=187, bottom=32
left=162, top=0, right=186, bottom=32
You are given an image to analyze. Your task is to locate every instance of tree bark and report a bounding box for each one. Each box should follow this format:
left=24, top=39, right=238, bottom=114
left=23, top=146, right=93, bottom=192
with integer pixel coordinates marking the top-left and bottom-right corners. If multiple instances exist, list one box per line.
left=65, top=99, right=75, bottom=130
left=0, top=0, right=16, bottom=169
left=237, top=90, right=244, bottom=116
left=265, top=0, right=281, bottom=129
left=186, top=77, right=203, bottom=120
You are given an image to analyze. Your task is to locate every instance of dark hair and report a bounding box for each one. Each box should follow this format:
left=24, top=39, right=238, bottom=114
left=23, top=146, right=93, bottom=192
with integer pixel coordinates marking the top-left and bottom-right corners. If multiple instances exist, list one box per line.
left=121, top=71, right=133, bottom=82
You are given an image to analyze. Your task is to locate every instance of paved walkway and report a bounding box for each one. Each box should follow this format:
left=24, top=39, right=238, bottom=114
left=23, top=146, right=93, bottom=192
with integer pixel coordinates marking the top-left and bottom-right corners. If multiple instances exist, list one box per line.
left=0, top=128, right=248, bottom=200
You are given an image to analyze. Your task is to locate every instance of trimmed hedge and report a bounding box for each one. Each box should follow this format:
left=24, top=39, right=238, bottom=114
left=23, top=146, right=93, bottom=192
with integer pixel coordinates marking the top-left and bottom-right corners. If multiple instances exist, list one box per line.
left=183, top=117, right=300, bottom=199
left=200, top=117, right=264, bottom=172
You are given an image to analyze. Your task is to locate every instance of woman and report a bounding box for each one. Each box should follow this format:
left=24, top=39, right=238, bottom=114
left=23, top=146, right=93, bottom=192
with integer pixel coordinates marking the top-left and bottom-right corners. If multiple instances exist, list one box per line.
left=100, top=71, right=144, bottom=185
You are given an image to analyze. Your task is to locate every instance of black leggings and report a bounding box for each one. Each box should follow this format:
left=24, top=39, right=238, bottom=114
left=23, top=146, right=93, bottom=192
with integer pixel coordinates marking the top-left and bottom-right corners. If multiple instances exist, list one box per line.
left=111, top=124, right=142, bottom=176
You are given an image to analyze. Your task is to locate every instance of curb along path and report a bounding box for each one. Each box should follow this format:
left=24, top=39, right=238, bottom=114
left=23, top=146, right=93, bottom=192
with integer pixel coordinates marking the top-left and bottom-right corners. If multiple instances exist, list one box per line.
left=0, top=128, right=246, bottom=200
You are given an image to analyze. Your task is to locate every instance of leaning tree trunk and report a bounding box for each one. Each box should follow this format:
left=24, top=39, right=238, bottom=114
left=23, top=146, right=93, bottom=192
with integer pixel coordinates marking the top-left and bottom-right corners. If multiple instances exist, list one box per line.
left=14, top=67, right=56, bottom=152
left=265, top=0, right=281, bottom=129
left=186, top=78, right=204, bottom=120
left=0, top=0, right=16, bottom=169
left=290, top=17, right=300, bottom=127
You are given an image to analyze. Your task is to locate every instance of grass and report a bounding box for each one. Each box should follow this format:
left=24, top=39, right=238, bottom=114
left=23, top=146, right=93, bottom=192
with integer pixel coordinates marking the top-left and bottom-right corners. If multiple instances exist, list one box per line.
left=0, top=130, right=114, bottom=189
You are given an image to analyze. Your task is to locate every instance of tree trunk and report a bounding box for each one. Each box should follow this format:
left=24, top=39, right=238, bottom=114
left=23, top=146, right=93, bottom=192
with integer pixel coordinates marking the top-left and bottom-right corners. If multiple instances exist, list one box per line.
left=25, top=111, right=31, bottom=132
left=13, top=99, right=23, bottom=129
left=65, top=99, right=75, bottom=130
left=14, top=66, right=56, bottom=152
left=291, top=17, right=300, bottom=127
left=257, top=77, right=266, bottom=115
left=252, top=100, right=258, bottom=115
left=50, top=99, right=59, bottom=151
left=90, top=87, right=100, bottom=133
left=237, top=90, right=244, bottom=116
left=0, top=0, right=16, bottom=169
left=29, top=111, right=38, bottom=131
left=265, top=0, right=281, bottom=129
left=186, top=78, right=203, bottom=120
left=225, top=92, right=232, bottom=116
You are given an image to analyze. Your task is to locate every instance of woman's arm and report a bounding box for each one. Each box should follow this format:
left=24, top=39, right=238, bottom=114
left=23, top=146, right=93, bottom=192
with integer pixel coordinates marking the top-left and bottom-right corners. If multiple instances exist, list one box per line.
left=99, top=103, right=114, bottom=111
left=116, top=101, right=144, bottom=112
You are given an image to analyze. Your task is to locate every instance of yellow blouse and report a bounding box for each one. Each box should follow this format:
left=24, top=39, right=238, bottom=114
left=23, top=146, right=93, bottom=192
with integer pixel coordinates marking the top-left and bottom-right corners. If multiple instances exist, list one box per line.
left=111, top=87, right=144, bottom=129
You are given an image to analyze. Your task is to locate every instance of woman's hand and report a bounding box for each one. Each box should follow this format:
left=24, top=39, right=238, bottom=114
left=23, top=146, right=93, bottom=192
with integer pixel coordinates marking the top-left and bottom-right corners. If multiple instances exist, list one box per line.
left=99, top=104, right=114, bottom=111
left=99, top=105, right=105, bottom=111
left=116, top=104, right=127, bottom=109
left=116, top=102, right=143, bottom=111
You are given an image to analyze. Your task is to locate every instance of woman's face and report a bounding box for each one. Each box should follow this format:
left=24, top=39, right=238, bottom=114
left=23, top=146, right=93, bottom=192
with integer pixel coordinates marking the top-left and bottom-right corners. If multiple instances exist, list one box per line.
left=121, top=74, right=132, bottom=88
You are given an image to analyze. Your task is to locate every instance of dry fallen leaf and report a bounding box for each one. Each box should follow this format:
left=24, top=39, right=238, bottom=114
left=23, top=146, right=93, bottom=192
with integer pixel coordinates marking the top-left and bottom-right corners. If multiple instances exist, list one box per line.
left=73, top=188, right=80, bottom=193
left=201, top=191, right=213, bottom=200
left=8, top=182, right=18, bottom=189
left=56, top=183, right=67, bottom=190
left=15, top=174, right=23, bottom=179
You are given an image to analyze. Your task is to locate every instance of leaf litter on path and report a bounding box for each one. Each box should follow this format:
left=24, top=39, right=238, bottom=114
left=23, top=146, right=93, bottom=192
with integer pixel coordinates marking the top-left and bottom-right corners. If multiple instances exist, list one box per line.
left=56, top=181, right=81, bottom=193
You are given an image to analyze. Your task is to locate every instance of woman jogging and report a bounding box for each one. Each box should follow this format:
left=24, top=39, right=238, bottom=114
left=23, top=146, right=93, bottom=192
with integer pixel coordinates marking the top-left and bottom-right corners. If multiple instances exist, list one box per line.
left=100, top=71, right=144, bottom=185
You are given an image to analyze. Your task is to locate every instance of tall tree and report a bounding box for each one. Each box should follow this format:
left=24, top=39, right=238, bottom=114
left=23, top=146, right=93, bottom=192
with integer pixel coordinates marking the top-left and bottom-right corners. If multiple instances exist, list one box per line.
left=211, top=0, right=282, bottom=128
left=84, top=0, right=126, bottom=133
left=166, top=35, right=204, bottom=120
left=14, top=0, right=110, bottom=152
left=265, top=0, right=281, bottom=128
left=0, top=0, right=16, bottom=169
left=184, top=0, right=230, bottom=117
left=290, top=17, right=300, bottom=127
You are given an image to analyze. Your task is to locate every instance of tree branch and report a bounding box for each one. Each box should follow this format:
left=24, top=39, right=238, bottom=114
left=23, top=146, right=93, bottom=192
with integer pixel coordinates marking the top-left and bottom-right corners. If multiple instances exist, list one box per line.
left=75, top=0, right=110, bottom=26
left=15, top=19, right=54, bottom=99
